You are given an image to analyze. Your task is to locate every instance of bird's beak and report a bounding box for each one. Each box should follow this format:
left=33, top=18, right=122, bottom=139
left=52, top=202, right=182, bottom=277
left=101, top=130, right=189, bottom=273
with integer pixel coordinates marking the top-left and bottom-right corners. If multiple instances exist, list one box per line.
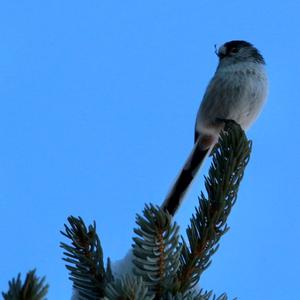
left=217, top=45, right=226, bottom=59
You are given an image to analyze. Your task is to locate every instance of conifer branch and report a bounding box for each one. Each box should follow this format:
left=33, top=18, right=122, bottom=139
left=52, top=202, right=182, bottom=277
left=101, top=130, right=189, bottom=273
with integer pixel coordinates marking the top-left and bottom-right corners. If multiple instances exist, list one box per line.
left=4, top=122, right=251, bottom=299
left=132, top=204, right=181, bottom=298
left=60, top=216, right=113, bottom=300
left=105, top=275, right=153, bottom=300
left=2, top=270, right=48, bottom=300
left=176, top=121, right=252, bottom=292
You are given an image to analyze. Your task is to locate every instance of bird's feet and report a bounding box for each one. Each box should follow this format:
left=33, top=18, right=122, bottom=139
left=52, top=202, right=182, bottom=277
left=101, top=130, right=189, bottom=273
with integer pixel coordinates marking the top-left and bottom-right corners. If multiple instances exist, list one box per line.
left=215, top=118, right=241, bottom=132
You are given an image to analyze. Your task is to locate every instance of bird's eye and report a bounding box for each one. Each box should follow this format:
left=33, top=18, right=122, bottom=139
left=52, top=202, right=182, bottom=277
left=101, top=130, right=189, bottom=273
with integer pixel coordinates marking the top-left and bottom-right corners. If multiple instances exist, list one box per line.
left=230, top=47, right=239, bottom=53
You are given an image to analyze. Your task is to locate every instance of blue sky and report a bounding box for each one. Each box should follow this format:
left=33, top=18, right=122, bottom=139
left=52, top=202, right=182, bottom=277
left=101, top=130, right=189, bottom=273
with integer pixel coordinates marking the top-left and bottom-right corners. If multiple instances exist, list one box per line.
left=0, top=1, right=299, bottom=299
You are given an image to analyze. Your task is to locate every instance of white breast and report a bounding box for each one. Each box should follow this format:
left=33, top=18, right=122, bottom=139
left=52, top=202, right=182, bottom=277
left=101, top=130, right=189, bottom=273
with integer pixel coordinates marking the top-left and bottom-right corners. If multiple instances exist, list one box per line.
left=196, top=62, right=268, bottom=138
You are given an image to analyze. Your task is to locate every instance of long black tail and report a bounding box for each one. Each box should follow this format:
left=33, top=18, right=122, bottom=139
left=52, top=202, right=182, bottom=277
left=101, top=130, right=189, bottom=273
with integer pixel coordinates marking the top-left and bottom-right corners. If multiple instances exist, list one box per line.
left=161, top=139, right=210, bottom=216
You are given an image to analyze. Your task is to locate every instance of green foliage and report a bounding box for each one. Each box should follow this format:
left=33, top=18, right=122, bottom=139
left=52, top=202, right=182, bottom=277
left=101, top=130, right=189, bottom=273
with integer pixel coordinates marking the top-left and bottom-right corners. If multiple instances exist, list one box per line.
left=60, top=216, right=113, bottom=300
left=107, top=121, right=250, bottom=299
left=166, top=291, right=230, bottom=300
left=132, top=204, right=181, bottom=297
left=2, top=270, right=48, bottom=300
left=3, top=121, right=251, bottom=299
left=105, top=275, right=153, bottom=300
left=176, top=121, right=252, bottom=292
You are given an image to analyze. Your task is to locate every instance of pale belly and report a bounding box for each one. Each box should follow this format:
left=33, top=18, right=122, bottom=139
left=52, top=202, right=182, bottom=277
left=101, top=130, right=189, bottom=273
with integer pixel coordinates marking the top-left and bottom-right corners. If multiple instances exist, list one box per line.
left=195, top=66, right=268, bottom=138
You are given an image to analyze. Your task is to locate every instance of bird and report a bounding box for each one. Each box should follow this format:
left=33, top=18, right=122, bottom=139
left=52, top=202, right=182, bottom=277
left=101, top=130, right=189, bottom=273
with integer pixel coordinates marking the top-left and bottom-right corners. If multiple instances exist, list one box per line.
left=161, top=40, right=268, bottom=216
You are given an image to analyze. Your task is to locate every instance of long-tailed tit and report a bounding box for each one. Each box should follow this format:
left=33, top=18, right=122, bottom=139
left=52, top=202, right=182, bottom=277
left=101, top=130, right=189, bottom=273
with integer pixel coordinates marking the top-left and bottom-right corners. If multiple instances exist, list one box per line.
left=162, top=40, right=268, bottom=215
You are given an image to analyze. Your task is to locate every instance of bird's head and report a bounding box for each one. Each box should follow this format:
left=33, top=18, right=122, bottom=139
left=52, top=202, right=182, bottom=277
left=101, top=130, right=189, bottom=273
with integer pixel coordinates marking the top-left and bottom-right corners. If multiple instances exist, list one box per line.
left=216, top=40, right=265, bottom=64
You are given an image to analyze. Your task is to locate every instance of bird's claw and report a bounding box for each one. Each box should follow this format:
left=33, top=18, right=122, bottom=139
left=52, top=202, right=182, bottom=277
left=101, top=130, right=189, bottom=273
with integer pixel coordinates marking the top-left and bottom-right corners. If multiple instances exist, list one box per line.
left=215, top=118, right=241, bottom=132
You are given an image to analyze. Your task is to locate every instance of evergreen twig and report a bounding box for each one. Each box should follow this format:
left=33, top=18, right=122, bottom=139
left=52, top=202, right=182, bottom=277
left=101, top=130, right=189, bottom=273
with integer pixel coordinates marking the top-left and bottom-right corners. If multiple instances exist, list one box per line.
left=132, top=204, right=182, bottom=298
left=60, top=216, right=113, bottom=300
left=2, top=270, right=48, bottom=300
left=105, top=275, right=153, bottom=300
left=176, top=121, right=252, bottom=292
left=4, top=121, right=251, bottom=300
